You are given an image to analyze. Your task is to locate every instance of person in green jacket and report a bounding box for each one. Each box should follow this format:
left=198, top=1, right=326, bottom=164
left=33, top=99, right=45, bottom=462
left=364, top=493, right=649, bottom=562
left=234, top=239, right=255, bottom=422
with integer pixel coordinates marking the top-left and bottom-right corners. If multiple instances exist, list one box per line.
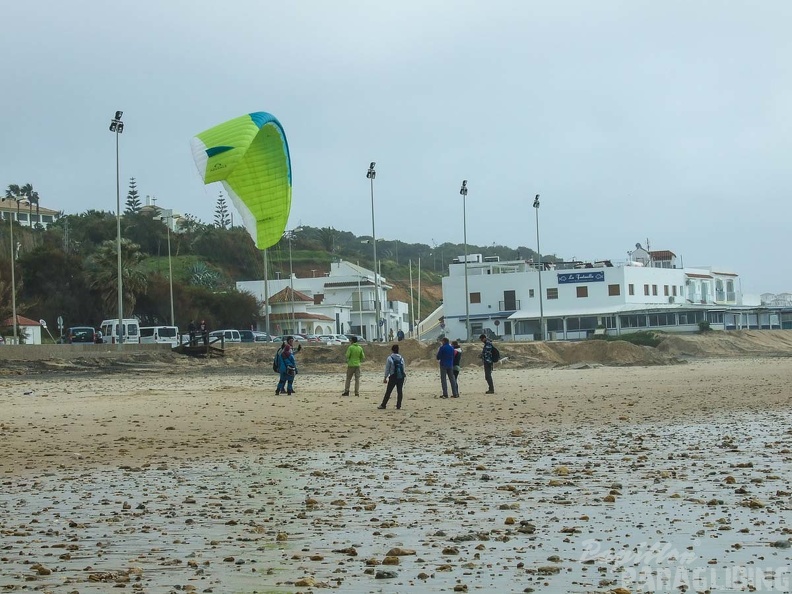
left=342, top=335, right=365, bottom=396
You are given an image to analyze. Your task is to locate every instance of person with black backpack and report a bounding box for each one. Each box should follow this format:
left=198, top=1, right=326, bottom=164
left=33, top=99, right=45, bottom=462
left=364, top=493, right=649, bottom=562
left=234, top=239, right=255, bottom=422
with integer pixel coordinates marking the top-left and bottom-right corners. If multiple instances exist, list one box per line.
left=378, top=344, right=406, bottom=410
left=479, top=333, right=497, bottom=394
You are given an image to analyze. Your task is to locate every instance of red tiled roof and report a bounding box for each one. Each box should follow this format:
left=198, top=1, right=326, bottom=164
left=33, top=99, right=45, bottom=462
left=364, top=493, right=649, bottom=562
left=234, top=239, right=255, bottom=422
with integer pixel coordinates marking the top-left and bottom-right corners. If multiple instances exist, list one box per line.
left=268, top=286, right=313, bottom=303
left=1, top=315, right=41, bottom=326
left=649, top=250, right=676, bottom=260
left=324, top=280, right=375, bottom=288
left=267, top=312, right=334, bottom=321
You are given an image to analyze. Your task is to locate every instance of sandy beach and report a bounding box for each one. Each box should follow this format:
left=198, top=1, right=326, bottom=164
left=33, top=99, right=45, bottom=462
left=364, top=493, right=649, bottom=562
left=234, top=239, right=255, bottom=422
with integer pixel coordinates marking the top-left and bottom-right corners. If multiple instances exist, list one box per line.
left=1, top=335, right=791, bottom=593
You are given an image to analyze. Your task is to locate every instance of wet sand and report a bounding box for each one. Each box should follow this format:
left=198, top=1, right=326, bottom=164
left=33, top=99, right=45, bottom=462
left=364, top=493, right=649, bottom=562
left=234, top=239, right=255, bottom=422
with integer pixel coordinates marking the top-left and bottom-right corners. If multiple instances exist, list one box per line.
left=1, top=357, right=791, bottom=593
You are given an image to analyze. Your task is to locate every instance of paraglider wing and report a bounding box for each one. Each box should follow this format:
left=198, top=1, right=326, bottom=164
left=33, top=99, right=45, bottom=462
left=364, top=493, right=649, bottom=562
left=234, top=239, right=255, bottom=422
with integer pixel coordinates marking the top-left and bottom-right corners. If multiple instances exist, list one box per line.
left=191, top=112, right=292, bottom=249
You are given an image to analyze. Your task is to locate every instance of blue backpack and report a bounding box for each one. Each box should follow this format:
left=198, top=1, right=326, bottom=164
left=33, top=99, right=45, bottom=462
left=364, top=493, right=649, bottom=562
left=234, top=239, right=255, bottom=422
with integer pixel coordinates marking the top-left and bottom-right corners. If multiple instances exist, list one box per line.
left=392, top=355, right=406, bottom=379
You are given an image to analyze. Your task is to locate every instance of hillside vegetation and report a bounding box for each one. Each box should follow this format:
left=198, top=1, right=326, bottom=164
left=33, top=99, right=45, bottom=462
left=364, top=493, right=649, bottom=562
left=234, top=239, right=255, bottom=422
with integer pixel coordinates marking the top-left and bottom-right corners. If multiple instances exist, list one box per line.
left=1, top=210, right=545, bottom=338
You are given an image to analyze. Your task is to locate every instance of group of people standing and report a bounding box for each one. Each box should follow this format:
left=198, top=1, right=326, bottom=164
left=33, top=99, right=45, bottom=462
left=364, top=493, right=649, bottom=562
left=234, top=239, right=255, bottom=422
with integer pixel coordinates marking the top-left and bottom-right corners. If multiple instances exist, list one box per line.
left=434, top=334, right=495, bottom=397
left=271, top=333, right=497, bottom=406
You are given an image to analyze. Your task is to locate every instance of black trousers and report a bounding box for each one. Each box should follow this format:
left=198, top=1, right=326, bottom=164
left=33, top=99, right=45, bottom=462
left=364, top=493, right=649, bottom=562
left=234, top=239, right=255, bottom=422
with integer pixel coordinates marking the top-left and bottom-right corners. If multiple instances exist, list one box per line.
left=380, top=376, right=405, bottom=409
left=484, top=362, right=494, bottom=391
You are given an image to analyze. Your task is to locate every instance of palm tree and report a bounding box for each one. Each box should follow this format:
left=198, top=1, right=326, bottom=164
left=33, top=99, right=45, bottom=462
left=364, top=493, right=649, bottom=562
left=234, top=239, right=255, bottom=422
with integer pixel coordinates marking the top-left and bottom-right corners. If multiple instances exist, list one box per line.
left=318, top=226, right=338, bottom=253
left=19, top=184, right=34, bottom=227
left=86, top=239, right=148, bottom=316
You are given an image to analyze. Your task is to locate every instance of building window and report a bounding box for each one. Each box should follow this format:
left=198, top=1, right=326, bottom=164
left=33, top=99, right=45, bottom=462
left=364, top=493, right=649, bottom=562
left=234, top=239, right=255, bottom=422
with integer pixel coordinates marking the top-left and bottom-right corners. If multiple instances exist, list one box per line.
left=649, top=313, right=675, bottom=326
left=608, top=284, right=620, bottom=296
left=628, top=284, right=634, bottom=296
left=547, top=288, right=558, bottom=300
left=576, top=286, right=588, bottom=298
left=652, top=285, right=658, bottom=296
left=664, top=285, right=669, bottom=296
left=529, top=289, right=535, bottom=298
left=470, top=292, right=481, bottom=304
left=672, top=285, right=677, bottom=297
left=567, top=316, right=597, bottom=331
left=644, top=284, right=650, bottom=296
left=620, top=314, right=648, bottom=328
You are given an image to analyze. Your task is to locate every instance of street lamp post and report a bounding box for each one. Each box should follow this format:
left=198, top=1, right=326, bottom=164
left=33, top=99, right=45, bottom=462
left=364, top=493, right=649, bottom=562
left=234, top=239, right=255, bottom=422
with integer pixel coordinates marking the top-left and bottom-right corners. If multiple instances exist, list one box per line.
left=533, top=193, right=544, bottom=341
left=109, top=111, right=124, bottom=346
left=367, top=162, right=381, bottom=341
left=157, top=213, right=180, bottom=326
left=287, top=227, right=303, bottom=335
left=1, top=196, right=27, bottom=343
left=460, top=180, right=471, bottom=341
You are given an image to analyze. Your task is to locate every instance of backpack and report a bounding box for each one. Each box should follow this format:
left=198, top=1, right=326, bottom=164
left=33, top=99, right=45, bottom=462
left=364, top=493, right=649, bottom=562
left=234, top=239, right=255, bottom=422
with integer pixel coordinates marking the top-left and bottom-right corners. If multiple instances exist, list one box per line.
left=392, top=355, right=406, bottom=380
left=491, top=345, right=500, bottom=363
left=273, top=346, right=284, bottom=373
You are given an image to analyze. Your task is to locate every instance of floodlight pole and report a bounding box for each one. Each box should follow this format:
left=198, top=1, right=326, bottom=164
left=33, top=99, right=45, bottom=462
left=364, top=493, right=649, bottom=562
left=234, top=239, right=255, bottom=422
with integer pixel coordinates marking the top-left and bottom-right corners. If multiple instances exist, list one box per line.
left=367, top=162, right=381, bottom=341
left=460, top=180, right=470, bottom=341
left=533, top=194, right=544, bottom=341
left=109, top=111, right=124, bottom=347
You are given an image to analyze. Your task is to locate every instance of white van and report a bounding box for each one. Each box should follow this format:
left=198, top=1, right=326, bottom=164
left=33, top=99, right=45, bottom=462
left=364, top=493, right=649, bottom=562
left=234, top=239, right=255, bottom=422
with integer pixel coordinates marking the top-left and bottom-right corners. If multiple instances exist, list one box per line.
left=208, top=329, right=241, bottom=343
left=100, top=318, right=141, bottom=344
left=140, top=325, right=179, bottom=347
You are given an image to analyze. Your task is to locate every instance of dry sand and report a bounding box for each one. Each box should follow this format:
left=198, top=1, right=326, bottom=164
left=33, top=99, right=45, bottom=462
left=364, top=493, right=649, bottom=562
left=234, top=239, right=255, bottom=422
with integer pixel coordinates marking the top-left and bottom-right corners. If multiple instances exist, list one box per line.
left=1, top=331, right=791, bottom=593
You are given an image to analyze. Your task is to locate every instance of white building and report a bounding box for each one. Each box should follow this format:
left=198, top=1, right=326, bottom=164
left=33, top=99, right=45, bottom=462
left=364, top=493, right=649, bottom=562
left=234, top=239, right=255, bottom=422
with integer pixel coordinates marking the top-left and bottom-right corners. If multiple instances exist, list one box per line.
left=237, top=260, right=409, bottom=340
left=441, top=243, right=790, bottom=342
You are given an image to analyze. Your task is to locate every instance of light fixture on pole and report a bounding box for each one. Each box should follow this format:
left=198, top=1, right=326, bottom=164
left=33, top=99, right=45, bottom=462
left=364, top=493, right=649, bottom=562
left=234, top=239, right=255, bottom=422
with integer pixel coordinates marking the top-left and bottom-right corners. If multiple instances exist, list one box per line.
left=287, top=227, right=303, bottom=335
left=157, top=213, right=180, bottom=326
left=460, top=180, right=471, bottom=341
left=109, top=110, right=124, bottom=346
left=533, top=193, right=544, bottom=341
left=1, top=196, right=26, bottom=343
left=366, top=161, right=381, bottom=341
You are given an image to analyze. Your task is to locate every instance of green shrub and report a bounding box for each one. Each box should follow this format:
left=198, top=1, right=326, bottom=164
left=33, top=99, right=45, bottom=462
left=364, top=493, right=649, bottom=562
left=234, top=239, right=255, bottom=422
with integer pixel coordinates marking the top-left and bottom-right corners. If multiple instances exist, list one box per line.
left=698, top=321, right=711, bottom=333
left=588, top=330, right=662, bottom=348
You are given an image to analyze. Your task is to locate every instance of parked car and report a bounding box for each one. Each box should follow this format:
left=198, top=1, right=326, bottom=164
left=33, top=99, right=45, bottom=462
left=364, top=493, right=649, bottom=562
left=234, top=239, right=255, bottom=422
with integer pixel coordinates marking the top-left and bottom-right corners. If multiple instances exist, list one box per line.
left=140, top=325, right=179, bottom=346
left=238, top=330, right=257, bottom=343
left=209, top=329, right=242, bottom=343
left=344, top=334, right=368, bottom=344
left=318, top=334, right=350, bottom=345
left=62, top=326, right=97, bottom=344
left=302, top=333, right=321, bottom=342
left=253, top=331, right=275, bottom=342
left=100, top=318, right=141, bottom=345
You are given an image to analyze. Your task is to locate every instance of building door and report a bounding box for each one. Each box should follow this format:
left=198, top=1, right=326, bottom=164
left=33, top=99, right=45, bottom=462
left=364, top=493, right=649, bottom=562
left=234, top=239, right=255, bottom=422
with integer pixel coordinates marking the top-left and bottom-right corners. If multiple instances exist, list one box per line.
left=503, top=290, right=517, bottom=310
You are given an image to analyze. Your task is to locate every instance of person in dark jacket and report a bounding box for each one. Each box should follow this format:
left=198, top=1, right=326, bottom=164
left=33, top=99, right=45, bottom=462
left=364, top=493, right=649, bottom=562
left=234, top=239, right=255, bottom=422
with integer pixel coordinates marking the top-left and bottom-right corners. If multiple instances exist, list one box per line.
left=479, top=334, right=495, bottom=394
left=378, top=344, right=406, bottom=409
left=452, top=340, right=462, bottom=383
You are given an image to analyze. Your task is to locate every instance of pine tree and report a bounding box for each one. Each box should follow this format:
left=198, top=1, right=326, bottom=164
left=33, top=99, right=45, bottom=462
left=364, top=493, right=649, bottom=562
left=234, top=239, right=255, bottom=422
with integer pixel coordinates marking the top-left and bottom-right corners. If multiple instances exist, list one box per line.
left=214, top=193, right=231, bottom=228
left=125, top=178, right=142, bottom=214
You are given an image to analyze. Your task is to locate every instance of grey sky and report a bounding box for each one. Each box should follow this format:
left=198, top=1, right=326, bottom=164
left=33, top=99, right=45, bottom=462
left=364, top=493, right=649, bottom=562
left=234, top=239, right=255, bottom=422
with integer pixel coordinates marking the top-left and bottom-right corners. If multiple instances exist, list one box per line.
left=2, top=1, right=789, bottom=293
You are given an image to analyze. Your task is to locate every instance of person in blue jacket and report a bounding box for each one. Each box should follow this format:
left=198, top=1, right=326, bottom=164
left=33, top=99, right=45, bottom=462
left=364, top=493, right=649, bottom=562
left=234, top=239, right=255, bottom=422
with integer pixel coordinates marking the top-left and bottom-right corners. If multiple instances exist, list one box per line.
left=436, top=337, right=459, bottom=398
left=276, top=336, right=298, bottom=395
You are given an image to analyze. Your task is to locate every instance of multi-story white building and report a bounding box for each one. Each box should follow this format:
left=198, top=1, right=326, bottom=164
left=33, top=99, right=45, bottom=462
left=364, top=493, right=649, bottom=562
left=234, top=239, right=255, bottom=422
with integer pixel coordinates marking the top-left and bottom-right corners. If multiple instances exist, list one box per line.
left=441, top=243, right=790, bottom=341
left=237, top=260, right=409, bottom=340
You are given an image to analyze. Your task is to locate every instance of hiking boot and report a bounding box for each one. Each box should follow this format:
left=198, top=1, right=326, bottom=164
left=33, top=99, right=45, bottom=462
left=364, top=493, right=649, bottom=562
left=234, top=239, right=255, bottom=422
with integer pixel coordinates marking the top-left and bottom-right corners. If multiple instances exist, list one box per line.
left=485, top=390, right=495, bottom=394
left=341, top=391, right=350, bottom=396
left=275, top=389, right=280, bottom=395
left=377, top=405, right=386, bottom=409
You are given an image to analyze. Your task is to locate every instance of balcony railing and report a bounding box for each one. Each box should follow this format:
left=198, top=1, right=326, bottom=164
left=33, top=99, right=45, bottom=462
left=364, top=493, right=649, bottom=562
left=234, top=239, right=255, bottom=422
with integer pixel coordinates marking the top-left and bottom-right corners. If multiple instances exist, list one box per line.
left=498, top=300, right=520, bottom=311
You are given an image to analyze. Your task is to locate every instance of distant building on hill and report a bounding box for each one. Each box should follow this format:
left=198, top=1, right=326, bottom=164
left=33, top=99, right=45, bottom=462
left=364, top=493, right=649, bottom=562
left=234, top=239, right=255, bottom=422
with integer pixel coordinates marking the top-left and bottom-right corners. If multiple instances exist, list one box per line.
left=437, top=241, right=791, bottom=342
left=237, top=260, right=409, bottom=340
left=0, top=202, right=60, bottom=229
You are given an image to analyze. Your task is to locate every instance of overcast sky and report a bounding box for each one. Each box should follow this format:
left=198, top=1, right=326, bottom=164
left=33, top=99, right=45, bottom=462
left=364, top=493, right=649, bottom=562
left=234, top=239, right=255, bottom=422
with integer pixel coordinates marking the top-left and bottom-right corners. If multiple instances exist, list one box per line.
left=2, top=1, right=789, bottom=294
